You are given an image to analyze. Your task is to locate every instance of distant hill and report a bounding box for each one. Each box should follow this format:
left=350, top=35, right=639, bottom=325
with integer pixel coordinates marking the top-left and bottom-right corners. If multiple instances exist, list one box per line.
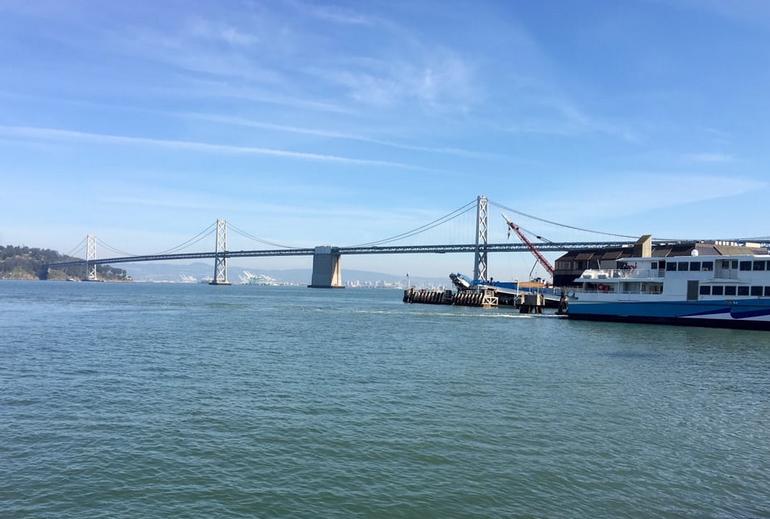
left=0, top=245, right=128, bottom=281
left=122, top=261, right=448, bottom=286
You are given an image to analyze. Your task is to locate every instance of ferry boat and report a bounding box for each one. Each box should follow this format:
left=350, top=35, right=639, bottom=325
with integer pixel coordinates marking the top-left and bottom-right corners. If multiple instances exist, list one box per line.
left=568, top=252, right=770, bottom=330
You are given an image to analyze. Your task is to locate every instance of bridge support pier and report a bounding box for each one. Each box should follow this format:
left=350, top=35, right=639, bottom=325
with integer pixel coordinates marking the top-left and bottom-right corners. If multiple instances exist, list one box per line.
left=309, top=246, right=344, bottom=288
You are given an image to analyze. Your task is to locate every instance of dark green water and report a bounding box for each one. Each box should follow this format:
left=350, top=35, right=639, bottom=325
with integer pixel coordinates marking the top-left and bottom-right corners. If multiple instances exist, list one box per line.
left=1, top=281, right=768, bottom=518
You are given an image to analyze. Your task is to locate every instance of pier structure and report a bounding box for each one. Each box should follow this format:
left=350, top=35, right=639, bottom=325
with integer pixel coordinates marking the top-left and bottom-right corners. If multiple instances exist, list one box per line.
left=309, top=246, right=343, bottom=288
left=403, top=287, right=498, bottom=307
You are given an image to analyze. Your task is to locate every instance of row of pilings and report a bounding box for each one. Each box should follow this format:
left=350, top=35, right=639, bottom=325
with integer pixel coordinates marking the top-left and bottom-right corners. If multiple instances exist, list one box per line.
left=403, top=287, right=499, bottom=308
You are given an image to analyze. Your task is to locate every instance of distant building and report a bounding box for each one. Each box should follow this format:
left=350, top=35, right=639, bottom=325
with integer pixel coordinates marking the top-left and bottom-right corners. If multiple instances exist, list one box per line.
left=553, top=239, right=767, bottom=287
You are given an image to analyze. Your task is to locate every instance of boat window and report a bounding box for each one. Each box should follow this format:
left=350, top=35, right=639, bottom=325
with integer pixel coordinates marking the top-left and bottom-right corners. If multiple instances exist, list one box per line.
left=666, top=262, right=677, bottom=272
left=677, top=262, right=689, bottom=271
left=690, top=261, right=701, bottom=271
left=754, top=261, right=766, bottom=271
left=732, top=260, right=739, bottom=269
left=712, top=286, right=724, bottom=296
left=721, top=260, right=730, bottom=269
left=701, top=261, right=713, bottom=271
left=738, top=286, right=750, bottom=296
left=650, top=262, right=658, bottom=270
left=725, top=286, right=737, bottom=296
left=699, top=285, right=711, bottom=296
left=740, top=261, right=751, bottom=271
left=765, top=287, right=770, bottom=297
left=751, top=286, right=763, bottom=296
left=658, top=260, right=665, bottom=270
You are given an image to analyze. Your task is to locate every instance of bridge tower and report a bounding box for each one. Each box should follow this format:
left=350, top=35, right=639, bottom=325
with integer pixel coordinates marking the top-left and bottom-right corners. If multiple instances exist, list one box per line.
left=210, top=219, right=231, bottom=285
left=85, top=234, right=97, bottom=281
left=473, top=195, right=489, bottom=282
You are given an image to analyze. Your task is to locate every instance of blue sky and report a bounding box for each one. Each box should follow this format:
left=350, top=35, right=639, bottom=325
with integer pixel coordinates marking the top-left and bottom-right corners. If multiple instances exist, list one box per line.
left=1, top=0, right=769, bottom=278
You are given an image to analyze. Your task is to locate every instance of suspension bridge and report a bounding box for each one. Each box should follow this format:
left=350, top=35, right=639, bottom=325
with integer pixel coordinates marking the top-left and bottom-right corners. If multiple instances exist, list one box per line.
left=45, top=196, right=769, bottom=287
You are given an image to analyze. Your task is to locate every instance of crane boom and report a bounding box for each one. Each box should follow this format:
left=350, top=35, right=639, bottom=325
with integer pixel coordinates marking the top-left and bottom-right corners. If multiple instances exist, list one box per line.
left=502, top=214, right=555, bottom=277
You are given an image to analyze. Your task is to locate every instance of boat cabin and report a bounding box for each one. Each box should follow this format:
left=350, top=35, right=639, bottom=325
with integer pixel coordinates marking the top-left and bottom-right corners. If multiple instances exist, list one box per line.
left=574, top=253, right=770, bottom=301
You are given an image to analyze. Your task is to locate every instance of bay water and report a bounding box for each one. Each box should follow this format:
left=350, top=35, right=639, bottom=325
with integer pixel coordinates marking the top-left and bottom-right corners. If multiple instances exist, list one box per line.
left=1, top=281, right=768, bottom=517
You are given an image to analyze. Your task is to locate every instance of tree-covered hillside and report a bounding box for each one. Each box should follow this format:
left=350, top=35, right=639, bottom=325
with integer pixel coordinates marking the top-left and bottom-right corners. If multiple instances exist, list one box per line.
left=0, top=245, right=128, bottom=280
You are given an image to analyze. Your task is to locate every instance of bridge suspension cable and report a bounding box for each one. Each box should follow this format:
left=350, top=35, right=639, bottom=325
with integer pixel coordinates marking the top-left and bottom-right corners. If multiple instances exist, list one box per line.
left=152, top=222, right=218, bottom=255
left=95, top=237, right=136, bottom=258
left=488, top=199, right=639, bottom=239
left=350, top=199, right=478, bottom=247
left=84, top=222, right=219, bottom=259
left=63, top=237, right=87, bottom=258
left=227, top=222, right=296, bottom=249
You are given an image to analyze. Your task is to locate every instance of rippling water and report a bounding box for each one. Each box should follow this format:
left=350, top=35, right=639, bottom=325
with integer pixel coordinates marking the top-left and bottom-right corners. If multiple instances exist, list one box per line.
left=1, top=281, right=769, bottom=518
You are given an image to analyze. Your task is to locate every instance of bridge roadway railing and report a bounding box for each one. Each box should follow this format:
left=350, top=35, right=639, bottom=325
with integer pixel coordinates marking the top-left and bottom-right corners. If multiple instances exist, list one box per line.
left=337, top=241, right=637, bottom=255
left=46, top=248, right=316, bottom=267
left=47, top=241, right=641, bottom=268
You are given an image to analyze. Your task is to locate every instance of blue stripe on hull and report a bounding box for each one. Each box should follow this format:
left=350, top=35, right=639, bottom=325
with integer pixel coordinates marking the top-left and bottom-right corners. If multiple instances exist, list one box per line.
left=568, top=313, right=770, bottom=331
left=567, top=299, right=770, bottom=331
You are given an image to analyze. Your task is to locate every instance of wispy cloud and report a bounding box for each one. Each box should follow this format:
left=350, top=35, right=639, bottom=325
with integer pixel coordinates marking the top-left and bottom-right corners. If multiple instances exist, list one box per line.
left=315, top=51, right=478, bottom=110
left=682, top=152, right=734, bottom=163
left=667, top=0, right=770, bottom=27
left=535, top=173, right=765, bottom=224
left=2, top=85, right=453, bottom=152
left=179, top=112, right=501, bottom=159
left=120, top=26, right=285, bottom=85
left=173, top=78, right=354, bottom=114
left=184, top=17, right=259, bottom=47
left=286, top=0, right=378, bottom=26
left=0, top=125, right=437, bottom=172
left=502, top=95, right=640, bottom=142
left=99, top=193, right=432, bottom=223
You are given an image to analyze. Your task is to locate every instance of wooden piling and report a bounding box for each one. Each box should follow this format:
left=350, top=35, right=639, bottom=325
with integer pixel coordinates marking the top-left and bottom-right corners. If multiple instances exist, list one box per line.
left=403, top=287, right=498, bottom=308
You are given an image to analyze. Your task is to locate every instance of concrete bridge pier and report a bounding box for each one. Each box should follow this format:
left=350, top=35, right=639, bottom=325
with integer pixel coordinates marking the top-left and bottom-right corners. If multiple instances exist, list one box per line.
left=309, top=246, right=344, bottom=288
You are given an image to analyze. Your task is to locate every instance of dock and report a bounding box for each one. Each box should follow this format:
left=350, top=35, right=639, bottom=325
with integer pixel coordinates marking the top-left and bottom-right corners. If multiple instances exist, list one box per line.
left=403, top=287, right=498, bottom=307
left=403, top=285, right=568, bottom=313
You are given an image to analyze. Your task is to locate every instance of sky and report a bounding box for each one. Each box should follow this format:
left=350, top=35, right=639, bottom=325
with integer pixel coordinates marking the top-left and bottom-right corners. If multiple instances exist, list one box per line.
left=1, top=0, right=769, bottom=279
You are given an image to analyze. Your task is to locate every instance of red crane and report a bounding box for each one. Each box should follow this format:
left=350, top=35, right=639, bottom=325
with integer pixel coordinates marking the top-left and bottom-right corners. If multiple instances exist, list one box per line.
left=501, top=214, right=554, bottom=278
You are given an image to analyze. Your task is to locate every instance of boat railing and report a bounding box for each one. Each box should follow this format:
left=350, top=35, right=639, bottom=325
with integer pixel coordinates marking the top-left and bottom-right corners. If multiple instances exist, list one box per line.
left=572, top=288, right=663, bottom=296
left=714, top=268, right=739, bottom=280
left=576, top=268, right=664, bottom=280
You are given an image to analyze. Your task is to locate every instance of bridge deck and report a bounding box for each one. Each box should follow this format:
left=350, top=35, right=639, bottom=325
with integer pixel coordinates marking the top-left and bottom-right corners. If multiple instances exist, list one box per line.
left=47, top=241, right=668, bottom=267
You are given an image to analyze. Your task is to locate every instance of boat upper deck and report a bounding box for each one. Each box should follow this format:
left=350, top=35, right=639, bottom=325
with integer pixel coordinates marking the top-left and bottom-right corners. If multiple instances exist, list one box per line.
left=573, top=254, right=770, bottom=299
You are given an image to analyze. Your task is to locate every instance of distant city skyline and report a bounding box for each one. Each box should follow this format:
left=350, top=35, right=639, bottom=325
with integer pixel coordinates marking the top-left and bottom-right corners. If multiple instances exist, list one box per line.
left=1, top=1, right=769, bottom=278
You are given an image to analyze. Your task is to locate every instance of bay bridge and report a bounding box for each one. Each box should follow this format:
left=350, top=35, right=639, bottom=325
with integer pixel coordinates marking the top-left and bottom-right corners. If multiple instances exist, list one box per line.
left=46, top=196, right=769, bottom=287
